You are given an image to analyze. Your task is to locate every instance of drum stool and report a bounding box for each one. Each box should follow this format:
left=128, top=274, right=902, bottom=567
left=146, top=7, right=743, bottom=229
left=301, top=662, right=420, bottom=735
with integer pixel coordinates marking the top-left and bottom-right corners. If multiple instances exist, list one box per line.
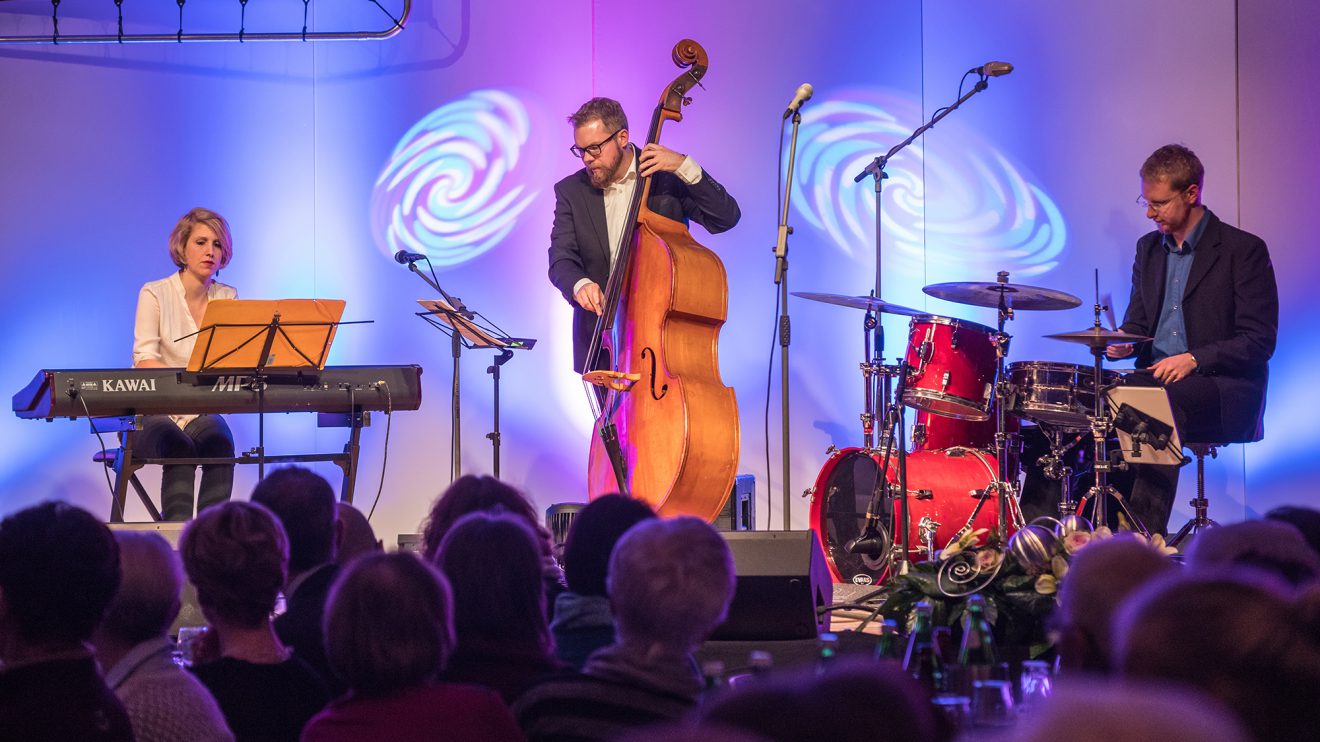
left=1167, top=442, right=1221, bottom=549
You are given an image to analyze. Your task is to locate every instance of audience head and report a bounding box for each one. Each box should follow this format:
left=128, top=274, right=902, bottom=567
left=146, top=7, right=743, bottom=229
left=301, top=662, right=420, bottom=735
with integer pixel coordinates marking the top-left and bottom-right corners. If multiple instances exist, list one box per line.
left=563, top=495, right=656, bottom=597
left=699, top=658, right=942, bottom=742
left=335, top=502, right=382, bottom=565
left=1014, top=678, right=1250, bottom=742
left=437, top=510, right=550, bottom=653
left=420, top=475, right=544, bottom=562
left=1053, top=534, right=1175, bottom=673
left=0, top=501, right=120, bottom=649
left=1184, top=519, right=1320, bottom=587
left=1265, top=505, right=1320, bottom=563
left=607, top=517, right=735, bottom=652
left=324, top=552, right=454, bottom=696
left=99, top=531, right=183, bottom=647
left=616, top=725, right=771, bottom=742
left=1114, top=570, right=1320, bottom=742
left=180, top=501, right=288, bottom=629
left=250, top=465, right=338, bottom=575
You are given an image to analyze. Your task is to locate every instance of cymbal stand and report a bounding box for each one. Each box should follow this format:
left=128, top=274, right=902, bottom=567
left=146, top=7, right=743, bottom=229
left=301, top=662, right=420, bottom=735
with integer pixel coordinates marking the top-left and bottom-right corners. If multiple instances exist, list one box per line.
left=861, top=307, right=878, bottom=450
left=859, top=298, right=902, bottom=452
left=991, top=273, right=1024, bottom=539
left=1077, top=296, right=1148, bottom=534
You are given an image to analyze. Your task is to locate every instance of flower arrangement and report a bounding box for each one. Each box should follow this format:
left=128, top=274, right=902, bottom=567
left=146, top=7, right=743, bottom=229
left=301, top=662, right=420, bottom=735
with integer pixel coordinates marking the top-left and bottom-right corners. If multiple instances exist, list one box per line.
left=874, top=514, right=1177, bottom=657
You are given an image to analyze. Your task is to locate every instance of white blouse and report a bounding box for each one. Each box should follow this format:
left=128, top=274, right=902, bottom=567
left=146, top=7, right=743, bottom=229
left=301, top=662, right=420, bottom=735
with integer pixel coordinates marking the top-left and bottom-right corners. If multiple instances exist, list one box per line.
left=133, top=272, right=238, bottom=427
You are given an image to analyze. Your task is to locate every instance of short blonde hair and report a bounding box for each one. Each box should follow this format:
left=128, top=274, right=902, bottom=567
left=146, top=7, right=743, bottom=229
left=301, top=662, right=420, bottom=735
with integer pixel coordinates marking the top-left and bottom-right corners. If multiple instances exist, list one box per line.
left=180, top=501, right=288, bottom=629
left=168, top=207, right=233, bottom=270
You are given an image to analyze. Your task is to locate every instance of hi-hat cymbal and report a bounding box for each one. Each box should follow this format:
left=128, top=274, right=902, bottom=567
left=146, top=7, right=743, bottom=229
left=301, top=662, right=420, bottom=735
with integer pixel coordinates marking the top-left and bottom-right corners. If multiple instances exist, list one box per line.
left=1044, top=326, right=1153, bottom=348
left=923, top=282, right=1082, bottom=311
left=792, top=291, right=925, bottom=317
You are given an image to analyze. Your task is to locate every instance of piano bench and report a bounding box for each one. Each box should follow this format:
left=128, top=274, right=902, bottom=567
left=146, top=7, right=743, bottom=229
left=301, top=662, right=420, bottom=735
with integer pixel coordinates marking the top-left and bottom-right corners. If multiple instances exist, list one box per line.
left=93, top=449, right=161, bottom=522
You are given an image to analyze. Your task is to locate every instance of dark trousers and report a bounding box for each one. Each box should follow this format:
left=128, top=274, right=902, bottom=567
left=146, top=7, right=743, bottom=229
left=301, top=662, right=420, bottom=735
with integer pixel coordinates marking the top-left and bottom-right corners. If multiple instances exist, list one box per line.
left=1121, top=373, right=1223, bottom=535
left=136, top=414, right=235, bottom=521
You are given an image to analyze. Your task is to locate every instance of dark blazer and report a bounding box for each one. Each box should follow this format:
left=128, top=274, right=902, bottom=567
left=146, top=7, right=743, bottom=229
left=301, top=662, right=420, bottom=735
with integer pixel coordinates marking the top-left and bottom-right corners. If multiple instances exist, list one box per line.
left=1119, top=208, right=1278, bottom=442
left=274, top=562, right=344, bottom=695
left=547, top=148, right=741, bottom=372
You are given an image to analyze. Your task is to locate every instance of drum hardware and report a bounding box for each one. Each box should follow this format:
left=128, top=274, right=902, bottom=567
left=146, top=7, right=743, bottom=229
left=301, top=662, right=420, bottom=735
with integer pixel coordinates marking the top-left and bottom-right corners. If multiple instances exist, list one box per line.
left=845, top=358, right=914, bottom=576
left=919, top=272, right=1078, bottom=540
left=1043, top=276, right=1153, bottom=534
left=918, top=516, right=940, bottom=557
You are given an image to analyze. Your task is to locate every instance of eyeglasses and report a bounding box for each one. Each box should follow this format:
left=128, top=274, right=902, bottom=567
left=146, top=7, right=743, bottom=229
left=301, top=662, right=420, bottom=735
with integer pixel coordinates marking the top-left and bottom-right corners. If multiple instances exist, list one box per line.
left=569, top=128, right=622, bottom=159
left=1136, top=187, right=1188, bottom=212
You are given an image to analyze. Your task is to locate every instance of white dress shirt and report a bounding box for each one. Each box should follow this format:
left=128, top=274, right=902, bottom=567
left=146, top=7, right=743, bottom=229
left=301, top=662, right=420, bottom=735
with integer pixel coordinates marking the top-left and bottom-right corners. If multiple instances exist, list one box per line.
left=572, top=148, right=704, bottom=297
left=133, top=272, right=238, bottom=427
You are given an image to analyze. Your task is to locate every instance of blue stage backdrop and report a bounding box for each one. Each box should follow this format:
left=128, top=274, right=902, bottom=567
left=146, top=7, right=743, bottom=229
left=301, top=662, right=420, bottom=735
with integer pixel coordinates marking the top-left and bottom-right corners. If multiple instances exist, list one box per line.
left=0, top=0, right=1314, bottom=543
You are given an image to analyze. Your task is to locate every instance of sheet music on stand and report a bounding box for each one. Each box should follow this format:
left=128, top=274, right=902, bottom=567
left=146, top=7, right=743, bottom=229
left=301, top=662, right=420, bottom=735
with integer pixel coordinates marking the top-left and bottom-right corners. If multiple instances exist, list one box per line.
left=415, top=298, right=535, bottom=481
left=416, top=298, right=535, bottom=352
left=1106, top=385, right=1186, bottom=466
left=185, top=298, right=351, bottom=375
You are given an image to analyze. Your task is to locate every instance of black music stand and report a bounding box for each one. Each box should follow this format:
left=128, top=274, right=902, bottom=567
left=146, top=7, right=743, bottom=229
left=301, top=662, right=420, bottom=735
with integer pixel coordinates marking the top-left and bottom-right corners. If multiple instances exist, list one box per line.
left=417, top=298, right=534, bottom=479
left=184, top=299, right=350, bottom=480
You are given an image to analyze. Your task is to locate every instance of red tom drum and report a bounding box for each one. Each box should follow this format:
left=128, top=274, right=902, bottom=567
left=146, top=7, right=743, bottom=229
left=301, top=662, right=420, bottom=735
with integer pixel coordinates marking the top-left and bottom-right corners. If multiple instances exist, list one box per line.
left=903, top=315, right=998, bottom=421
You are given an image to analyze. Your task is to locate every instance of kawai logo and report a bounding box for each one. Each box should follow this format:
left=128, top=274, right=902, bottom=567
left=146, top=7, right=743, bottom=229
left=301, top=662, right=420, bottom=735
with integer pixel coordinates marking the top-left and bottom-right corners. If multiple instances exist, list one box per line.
left=100, top=378, right=157, bottom=392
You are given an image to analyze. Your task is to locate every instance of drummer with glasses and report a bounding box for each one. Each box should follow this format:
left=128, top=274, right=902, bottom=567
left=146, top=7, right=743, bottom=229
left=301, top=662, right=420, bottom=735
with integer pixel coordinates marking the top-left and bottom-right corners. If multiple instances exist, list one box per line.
left=1105, top=144, right=1277, bottom=535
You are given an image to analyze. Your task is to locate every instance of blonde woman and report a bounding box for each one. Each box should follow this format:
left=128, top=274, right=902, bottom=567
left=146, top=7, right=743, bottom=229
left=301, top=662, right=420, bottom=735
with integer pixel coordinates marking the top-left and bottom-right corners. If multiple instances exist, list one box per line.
left=132, top=207, right=238, bottom=521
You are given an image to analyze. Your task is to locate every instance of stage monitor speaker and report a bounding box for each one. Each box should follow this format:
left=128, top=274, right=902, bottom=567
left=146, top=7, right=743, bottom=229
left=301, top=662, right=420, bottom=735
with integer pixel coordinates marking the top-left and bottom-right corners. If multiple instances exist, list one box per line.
left=711, top=530, right=831, bottom=641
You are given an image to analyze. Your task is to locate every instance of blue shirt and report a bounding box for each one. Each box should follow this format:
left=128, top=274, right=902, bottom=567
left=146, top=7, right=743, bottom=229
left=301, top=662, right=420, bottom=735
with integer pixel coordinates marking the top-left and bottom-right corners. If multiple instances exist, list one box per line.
left=1151, top=209, right=1209, bottom=361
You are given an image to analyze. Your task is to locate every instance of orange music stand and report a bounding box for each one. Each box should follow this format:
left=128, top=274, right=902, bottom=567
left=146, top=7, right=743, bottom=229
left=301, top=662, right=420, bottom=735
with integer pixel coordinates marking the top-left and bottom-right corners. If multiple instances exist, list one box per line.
left=186, top=298, right=347, bottom=374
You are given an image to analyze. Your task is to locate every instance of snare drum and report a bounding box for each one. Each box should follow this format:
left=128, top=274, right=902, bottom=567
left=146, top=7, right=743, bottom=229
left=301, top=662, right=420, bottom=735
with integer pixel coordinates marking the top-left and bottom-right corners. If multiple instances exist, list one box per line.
left=1008, top=361, right=1120, bottom=430
left=904, top=315, right=998, bottom=420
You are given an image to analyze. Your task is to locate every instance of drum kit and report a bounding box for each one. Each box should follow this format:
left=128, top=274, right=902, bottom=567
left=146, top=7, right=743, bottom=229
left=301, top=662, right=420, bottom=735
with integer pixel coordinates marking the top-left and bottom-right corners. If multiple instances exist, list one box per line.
left=801, top=272, right=1154, bottom=586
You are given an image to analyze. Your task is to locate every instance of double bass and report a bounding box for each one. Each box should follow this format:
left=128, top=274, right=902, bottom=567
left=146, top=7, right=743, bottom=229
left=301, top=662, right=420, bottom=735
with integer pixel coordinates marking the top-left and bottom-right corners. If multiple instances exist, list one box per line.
left=583, top=39, right=739, bottom=521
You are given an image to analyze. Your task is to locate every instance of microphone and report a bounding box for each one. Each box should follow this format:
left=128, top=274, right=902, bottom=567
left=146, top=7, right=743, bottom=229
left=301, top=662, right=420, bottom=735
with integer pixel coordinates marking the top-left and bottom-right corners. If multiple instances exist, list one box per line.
left=782, top=83, right=814, bottom=120
left=394, top=250, right=427, bottom=264
left=971, top=61, right=1014, bottom=77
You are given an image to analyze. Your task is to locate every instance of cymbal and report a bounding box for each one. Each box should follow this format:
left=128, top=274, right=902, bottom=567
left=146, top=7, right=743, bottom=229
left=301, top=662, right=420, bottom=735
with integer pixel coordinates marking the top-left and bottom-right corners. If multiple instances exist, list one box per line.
left=923, top=282, right=1082, bottom=311
left=792, top=291, right=925, bottom=317
left=1044, top=326, right=1153, bottom=348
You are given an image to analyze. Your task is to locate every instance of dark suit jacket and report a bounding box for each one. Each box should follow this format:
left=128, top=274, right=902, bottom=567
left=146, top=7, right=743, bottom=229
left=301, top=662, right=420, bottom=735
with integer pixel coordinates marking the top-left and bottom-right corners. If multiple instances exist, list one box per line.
left=1119, top=208, right=1278, bottom=442
left=274, top=562, right=344, bottom=696
left=547, top=148, right=741, bottom=372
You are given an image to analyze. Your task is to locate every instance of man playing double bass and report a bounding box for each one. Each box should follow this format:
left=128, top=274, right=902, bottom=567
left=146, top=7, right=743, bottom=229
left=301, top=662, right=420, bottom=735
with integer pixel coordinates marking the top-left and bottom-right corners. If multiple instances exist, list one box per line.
left=548, top=97, right=741, bottom=374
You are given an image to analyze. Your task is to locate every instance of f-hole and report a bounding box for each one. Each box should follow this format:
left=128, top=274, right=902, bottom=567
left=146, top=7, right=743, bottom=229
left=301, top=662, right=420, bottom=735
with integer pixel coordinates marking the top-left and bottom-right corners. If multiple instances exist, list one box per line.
left=641, top=347, right=668, bottom=400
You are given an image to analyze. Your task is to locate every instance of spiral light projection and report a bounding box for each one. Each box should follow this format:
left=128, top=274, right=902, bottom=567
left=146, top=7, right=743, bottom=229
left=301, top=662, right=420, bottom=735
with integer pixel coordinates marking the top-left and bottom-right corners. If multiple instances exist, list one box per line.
left=372, top=90, right=537, bottom=267
left=791, top=92, right=1066, bottom=278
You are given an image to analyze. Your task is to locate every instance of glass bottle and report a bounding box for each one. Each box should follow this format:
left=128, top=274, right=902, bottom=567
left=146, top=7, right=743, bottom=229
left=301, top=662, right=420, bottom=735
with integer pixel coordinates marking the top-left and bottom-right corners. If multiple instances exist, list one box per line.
left=902, top=601, right=947, bottom=695
left=958, top=595, right=999, bottom=693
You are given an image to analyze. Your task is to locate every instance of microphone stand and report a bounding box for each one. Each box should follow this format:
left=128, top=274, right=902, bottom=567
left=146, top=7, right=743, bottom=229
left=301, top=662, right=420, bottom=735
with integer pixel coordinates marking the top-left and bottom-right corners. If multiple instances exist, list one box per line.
left=850, top=70, right=998, bottom=575
left=774, top=108, right=805, bottom=531
left=407, top=259, right=472, bottom=483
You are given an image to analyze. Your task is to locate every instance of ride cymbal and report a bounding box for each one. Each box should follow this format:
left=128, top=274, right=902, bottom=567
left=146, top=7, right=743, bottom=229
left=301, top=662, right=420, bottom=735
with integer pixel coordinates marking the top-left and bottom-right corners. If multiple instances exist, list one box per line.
left=923, top=282, right=1082, bottom=311
left=792, top=291, right=925, bottom=317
